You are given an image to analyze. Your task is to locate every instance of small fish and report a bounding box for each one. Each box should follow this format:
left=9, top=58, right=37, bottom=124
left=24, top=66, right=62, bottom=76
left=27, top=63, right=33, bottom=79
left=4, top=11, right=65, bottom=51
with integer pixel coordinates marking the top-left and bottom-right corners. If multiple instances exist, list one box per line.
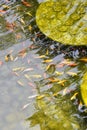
left=62, top=87, right=68, bottom=95
left=22, top=0, right=32, bottom=7
left=46, top=64, right=56, bottom=74
left=28, top=25, right=32, bottom=31
left=46, top=49, right=49, bottom=55
left=20, top=18, right=25, bottom=25
left=71, top=92, right=78, bottom=100
left=26, top=12, right=32, bottom=16
left=12, top=72, right=19, bottom=77
left=5, top=54, right=13, bottom=62
left=23, top=68, right=33, bottom=72
left=53, top=92, right=59, bottom=96
left=37, top=95, right=45, bottom=100
left=80, top=57, right=87, bottom=62
left=31, top=75, right=42, bottom=78
left=17, top=80, right=24, bottom=87
left=22, top=103, right=31, bottom=110
left=2, top=5, right=9, bottom=9
left=0, top=60, right=3, bottom=66
left=13, top=67, right=25, bottom=72
left=28, top=82, right=35, bottom=88
left=43, top=59, right=53, bottom=63
left=14, top=56, right=18, bottom=61
left=68, top=63, right=77, bottom=67
left=0, top=10, right=6, bottom=13
left=24, top=74, right=31, bottom=80
left=48, top=77, right=59, bottom=83
left=35, top=55, right=46, bottom=58
left=55, top=71, right=63, bottom=75
left=57, top=80, right=67, bottom=86
left=28, top=94, right=38, bottom=99
left=66, top=71, right=77, bottom=76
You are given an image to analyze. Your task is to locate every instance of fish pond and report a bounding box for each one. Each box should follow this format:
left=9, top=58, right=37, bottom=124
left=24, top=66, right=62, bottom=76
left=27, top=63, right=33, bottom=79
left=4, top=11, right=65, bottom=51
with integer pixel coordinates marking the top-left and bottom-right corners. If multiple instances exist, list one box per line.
left=0, top=0, right=87, bottom=130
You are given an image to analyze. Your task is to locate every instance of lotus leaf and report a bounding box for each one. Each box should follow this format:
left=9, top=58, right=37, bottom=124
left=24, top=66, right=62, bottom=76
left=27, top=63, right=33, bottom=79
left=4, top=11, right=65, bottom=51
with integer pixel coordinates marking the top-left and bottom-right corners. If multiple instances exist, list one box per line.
left=36, top=0, right=87, bottom=45
left=80, top=72, right=87, bottom=106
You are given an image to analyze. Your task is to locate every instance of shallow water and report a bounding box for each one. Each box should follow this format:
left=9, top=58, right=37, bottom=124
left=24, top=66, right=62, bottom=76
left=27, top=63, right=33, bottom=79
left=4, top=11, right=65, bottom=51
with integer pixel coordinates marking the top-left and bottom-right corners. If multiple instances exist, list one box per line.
left=0, top=0, right=87, bottom=130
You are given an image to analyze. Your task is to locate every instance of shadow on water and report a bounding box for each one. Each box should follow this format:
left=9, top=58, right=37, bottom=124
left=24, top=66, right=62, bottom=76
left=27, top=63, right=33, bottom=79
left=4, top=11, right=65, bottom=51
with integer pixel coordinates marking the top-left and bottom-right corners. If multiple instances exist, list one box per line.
left=0, top=0, right=87, bottom=130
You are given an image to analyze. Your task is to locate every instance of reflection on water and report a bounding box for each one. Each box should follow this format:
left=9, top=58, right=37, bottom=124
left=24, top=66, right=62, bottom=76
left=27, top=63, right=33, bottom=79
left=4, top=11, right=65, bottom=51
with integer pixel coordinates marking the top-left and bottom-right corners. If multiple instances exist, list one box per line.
left=0, top=0, right=38, bottom=49
left=0, top=40, right=41, bottom=130
left=0, top=0, right=87, bottom=130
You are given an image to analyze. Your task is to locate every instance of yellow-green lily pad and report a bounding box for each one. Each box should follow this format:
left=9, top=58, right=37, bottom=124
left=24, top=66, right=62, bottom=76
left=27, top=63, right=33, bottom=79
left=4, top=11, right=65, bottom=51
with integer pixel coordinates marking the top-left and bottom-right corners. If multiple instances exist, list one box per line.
left=80, top=72, right=87, bottom=106
left=36, top=0, right=87, bottom=45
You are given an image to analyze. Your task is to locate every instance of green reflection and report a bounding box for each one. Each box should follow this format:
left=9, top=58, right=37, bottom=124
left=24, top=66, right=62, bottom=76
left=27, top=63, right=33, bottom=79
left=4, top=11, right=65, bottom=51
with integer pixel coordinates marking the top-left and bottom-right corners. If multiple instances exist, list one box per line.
left=26, top=55, right=87, bottom=130
left=26, top=92, right=80, bottom=130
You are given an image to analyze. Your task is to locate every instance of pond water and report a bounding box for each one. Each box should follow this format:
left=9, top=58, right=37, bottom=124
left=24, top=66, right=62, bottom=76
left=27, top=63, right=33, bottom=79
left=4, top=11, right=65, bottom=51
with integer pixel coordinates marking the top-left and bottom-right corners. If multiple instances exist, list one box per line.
left=0, top=0, right=87, bottom=130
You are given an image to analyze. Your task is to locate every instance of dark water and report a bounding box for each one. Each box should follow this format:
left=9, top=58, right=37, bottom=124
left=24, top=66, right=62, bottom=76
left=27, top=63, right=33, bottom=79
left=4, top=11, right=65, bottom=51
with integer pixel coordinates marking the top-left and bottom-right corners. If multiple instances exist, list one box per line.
left=0, top=0, right=87, bottom=130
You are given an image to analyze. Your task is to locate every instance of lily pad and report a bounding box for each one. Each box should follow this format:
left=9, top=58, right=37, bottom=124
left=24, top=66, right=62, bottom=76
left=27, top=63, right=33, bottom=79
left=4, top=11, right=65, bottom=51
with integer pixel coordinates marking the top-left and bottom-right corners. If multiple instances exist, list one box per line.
left=36, top=0, right=87, bottom=45
left=80, top=72, right=87, bottom=106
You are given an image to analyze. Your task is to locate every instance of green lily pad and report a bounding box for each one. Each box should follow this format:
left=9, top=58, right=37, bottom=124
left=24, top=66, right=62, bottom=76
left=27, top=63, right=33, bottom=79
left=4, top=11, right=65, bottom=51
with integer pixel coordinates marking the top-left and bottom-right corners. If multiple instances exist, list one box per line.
left=36, top=0, right=87, bottom=45
left=80, top=72, right=87, bottom=106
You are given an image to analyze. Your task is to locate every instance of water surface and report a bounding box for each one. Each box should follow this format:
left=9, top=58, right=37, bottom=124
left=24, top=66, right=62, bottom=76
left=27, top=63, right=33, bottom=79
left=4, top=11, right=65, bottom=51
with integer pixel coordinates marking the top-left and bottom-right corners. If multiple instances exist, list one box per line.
left=0, top=0, right=87, bottom=130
